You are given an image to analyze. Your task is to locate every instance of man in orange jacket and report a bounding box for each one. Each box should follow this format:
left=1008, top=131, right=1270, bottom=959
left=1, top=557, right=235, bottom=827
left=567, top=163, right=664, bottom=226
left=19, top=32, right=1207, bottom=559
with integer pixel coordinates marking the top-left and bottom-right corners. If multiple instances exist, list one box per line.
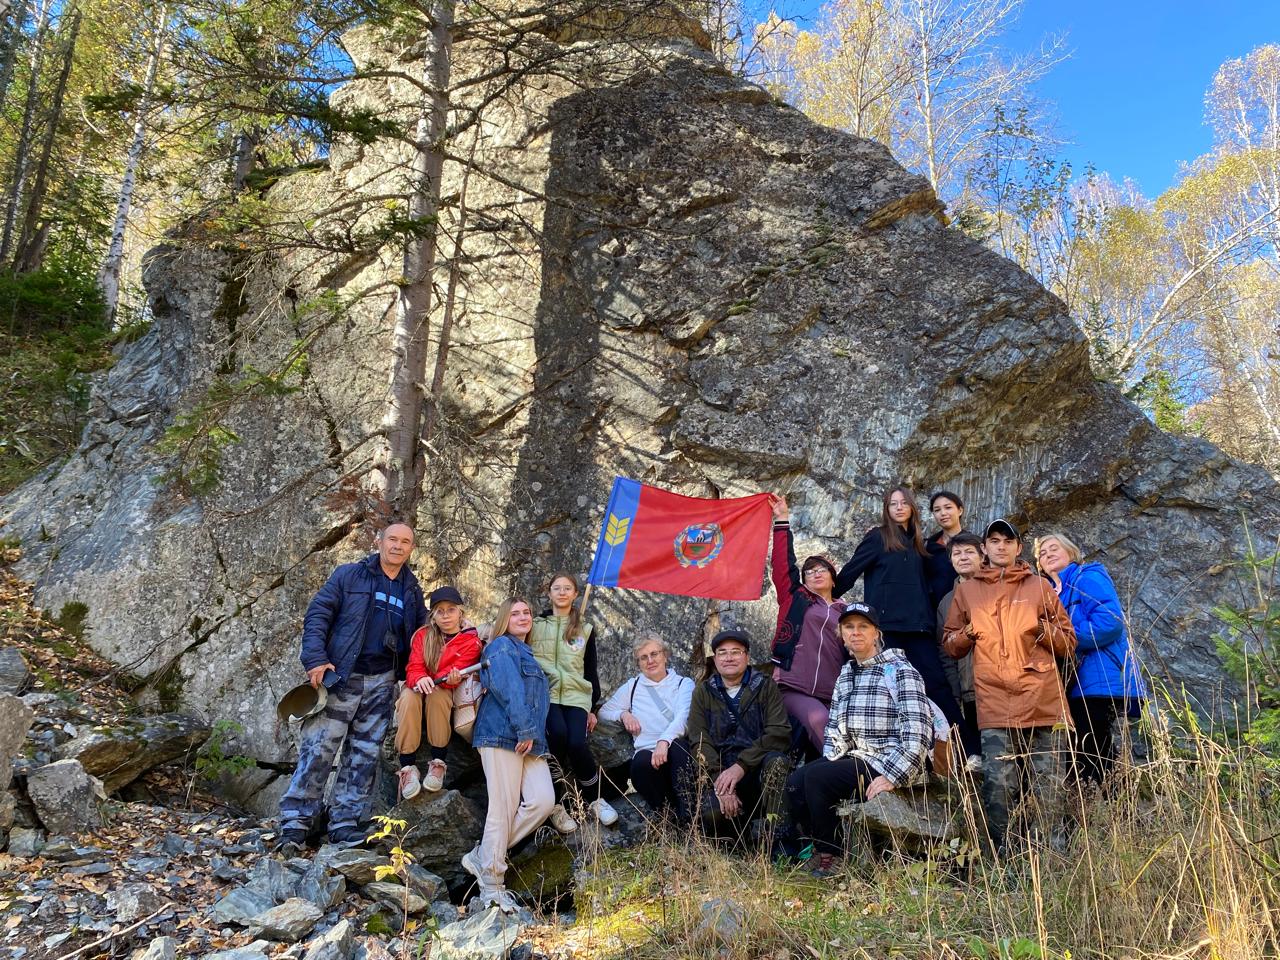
left=944, top=519, right=1077, bottom=854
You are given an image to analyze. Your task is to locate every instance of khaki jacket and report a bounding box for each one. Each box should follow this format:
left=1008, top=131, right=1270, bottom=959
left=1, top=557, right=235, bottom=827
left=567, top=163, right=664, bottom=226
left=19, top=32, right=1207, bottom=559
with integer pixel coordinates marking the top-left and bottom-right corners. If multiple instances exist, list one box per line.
left=943, top=562, right=1077, bottom=730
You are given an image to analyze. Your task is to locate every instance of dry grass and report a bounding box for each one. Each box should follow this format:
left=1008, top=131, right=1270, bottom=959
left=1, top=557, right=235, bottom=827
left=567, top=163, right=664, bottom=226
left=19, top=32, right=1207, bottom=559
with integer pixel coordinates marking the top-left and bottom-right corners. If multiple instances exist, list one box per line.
left=559, top=708, right=1280, bottom=960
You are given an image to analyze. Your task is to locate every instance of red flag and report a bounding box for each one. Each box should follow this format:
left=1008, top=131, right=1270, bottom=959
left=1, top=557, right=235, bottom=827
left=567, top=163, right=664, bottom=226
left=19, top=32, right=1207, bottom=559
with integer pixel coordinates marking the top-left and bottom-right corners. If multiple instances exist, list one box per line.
left=587, top=477, right=772, bottom=601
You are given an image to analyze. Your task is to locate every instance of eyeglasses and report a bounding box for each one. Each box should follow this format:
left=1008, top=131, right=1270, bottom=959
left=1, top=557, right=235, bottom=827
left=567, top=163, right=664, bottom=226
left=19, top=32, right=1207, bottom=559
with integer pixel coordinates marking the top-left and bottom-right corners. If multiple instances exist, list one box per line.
left=637, top=652, right=664, bottom=662
left=803, top=567, right=829, bottom=578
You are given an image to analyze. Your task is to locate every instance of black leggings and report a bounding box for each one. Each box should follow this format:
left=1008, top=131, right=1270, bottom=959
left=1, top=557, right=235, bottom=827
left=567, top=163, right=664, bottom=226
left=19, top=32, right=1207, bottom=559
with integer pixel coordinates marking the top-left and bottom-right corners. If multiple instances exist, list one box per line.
left=1070, top=696, right=1126, bottom=786
left=629, top=744, right=691, bottom=812
left=883, top=630, right=964, bottom=728
left=546, top=704, right=601, bottom=799
left=785, top=756, right=879, bottom=856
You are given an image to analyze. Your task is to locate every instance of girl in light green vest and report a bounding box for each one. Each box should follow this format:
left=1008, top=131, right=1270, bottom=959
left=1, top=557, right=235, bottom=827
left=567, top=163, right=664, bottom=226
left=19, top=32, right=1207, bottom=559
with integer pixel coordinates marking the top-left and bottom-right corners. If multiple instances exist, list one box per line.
left=530, top=571, right=618, bottom=832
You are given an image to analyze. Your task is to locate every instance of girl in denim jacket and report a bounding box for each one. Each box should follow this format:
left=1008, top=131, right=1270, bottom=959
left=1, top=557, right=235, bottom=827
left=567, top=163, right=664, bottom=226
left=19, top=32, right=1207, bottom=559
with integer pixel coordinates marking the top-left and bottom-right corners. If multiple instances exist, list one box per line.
left=462, top=599, right=553, bottom=913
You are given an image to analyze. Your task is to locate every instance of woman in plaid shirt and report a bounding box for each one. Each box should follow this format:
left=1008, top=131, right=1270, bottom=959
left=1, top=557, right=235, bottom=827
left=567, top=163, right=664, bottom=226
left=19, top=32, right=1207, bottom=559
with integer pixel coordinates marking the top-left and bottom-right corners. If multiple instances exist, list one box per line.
left=784, top=601, right=935, bottom=874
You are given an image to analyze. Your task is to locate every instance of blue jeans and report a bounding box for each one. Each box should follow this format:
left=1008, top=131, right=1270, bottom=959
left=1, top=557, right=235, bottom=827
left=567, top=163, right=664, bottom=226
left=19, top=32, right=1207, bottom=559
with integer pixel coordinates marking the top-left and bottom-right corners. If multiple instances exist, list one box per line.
left=279, top=671, right=395, bottom=835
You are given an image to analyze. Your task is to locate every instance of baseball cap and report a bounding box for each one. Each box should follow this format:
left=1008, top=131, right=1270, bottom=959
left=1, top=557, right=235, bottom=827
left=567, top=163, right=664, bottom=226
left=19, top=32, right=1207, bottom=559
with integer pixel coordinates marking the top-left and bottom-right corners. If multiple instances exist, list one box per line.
left=429, top=585, right=464, bottom=608
left=984, top=519, right=1021, bottom=541
left=838, top=601, right=880, bottom=627
left=710, top=627, right=751, bottom=652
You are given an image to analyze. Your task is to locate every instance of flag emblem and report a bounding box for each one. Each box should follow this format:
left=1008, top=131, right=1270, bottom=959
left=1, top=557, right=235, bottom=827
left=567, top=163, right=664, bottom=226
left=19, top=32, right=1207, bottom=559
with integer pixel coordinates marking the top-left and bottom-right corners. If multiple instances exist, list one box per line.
left=673, top=523, right=724, bottom=568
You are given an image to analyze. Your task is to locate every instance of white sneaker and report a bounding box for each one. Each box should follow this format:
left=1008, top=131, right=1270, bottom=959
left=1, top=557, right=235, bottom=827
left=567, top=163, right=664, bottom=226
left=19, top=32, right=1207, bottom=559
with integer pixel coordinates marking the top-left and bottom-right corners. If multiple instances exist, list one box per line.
left=423, top=759, right=447, bottom=792
left=590, top=798, right=619, bottom=826
left=478, top=887, right=520, bottom=914
left=548, top=804, right=579, bottom=834
left=461, top=844, right=483, bottom=881
left=966, top=754, right=984, bottom=773
left=398, top=765, right=421, bottom=800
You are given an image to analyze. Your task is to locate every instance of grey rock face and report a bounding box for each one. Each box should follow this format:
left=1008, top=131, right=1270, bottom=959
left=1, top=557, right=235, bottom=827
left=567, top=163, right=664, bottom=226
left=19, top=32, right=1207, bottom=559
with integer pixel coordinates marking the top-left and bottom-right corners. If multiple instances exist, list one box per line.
left=361, top=881, right=428, bottom=914
left=107, top=881, right=168, bottom=923
left=136, top=936, right=178, bottom=960
left=434, top=906, right=526, bottom=960
left=0, top=694, right=34, bottom=791
left=838, top=787, right=959, bottom=847
left=25, top=758, right=105, bottom=835
left=302, top=919, right=355, bottom=960
left=55, top=713, right=211, bottom=793
left=395, top=789, right=485, bottom=885
left=7, top=825, right=44, bottom=857
left=248, top=897, right=324, bottom=942
left=1, top=14, right=1275, bottom=778
left=697, top=898, right=746, bottom=945
left=211, top=887, right=277, bottom=925
left=322, top=847, right=390, bottom=886
left=0, top=648, right=31, bottom=696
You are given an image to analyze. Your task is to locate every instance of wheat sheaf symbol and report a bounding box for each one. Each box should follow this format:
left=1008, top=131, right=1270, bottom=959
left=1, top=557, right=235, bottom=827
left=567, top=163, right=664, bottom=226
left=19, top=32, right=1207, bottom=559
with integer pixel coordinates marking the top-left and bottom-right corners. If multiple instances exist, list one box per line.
left=604, top=513, right=630, bottom=547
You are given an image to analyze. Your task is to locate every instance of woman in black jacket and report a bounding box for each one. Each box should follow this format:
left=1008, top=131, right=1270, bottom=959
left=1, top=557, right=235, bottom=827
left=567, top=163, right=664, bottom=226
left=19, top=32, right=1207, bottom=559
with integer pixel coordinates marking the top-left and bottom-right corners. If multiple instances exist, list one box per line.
left=835, top=486, right=963, bottom=729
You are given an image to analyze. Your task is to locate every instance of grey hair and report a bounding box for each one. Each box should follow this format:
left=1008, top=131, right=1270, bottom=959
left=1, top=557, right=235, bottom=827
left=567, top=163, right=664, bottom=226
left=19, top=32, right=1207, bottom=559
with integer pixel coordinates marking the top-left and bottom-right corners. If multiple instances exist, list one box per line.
left=632, top=631, right=669, bottom=658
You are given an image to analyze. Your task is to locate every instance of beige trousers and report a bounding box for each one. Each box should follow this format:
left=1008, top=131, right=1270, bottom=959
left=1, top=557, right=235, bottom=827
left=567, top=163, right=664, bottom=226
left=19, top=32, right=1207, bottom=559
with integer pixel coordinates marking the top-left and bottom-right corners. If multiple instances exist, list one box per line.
left=476, top=747, right=555, bottom=888
left=394, top=686, right=453, bottom=757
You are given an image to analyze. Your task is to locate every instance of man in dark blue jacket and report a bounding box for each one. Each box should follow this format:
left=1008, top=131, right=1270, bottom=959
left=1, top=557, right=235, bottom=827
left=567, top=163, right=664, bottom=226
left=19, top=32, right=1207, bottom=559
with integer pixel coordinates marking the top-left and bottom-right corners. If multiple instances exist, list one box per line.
left=278, top=522, right=427, bottom=852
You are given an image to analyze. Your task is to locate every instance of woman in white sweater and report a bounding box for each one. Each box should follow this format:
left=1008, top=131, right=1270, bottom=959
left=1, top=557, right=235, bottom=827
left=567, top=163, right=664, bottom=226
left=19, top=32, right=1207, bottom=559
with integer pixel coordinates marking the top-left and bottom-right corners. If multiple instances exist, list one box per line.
left=598, top=632, right=695, bottom=815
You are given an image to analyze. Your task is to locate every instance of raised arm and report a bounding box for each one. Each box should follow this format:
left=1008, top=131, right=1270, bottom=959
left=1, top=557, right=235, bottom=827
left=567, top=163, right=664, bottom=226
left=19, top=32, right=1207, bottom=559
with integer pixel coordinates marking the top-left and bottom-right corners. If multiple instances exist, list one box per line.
left=834, top=529, right=881, bottom=598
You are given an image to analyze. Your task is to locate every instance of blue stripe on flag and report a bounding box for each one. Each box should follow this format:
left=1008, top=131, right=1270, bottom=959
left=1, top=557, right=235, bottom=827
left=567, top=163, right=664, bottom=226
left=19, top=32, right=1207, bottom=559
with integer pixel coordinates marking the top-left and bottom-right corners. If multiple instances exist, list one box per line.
left=587, top=476, right=641, bottom=588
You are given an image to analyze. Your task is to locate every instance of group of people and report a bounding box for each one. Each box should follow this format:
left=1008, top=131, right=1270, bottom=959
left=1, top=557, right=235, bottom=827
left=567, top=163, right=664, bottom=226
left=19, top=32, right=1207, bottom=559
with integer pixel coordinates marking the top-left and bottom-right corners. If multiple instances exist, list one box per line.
left=275, top=485, right=1148, bottom=909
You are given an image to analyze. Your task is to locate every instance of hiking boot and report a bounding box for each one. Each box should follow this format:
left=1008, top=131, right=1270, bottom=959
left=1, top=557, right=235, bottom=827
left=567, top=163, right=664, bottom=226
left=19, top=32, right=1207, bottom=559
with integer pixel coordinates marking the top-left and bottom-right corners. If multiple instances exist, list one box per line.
left=274, top=828, right=306, bottom=859
left=461, top=844, right=483, bottom=882
left=423, top=760, right=447, bottom=792
left=589, top=798, right=619, bottom=826
left=477, top=887, right=520, bottom=914
left=549, top=804, right=578, bottom=834
left=328, top=826, right=369, bottom=848
left=399, top=765, right=422, bottom=800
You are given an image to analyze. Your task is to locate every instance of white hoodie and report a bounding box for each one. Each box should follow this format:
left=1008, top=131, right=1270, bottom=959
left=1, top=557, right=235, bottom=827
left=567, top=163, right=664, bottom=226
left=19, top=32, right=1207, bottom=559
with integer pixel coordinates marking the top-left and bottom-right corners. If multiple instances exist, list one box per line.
left=598, top=670, right=695, bottom=753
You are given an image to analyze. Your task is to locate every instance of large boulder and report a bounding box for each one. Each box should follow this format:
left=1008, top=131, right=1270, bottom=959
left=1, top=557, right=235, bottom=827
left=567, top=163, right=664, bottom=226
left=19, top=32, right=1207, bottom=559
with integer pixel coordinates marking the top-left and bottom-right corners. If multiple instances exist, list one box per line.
left=0, top=647, right=31, bottom=696
left=1, top=9, right=1276, bottom=776
left=25, top=758, right=106, bottom=835
left=394, top=789, right=486, bottom=886
left=0, top=694, right=34, bottom=790
left=56, top=712, right=211, bottom=793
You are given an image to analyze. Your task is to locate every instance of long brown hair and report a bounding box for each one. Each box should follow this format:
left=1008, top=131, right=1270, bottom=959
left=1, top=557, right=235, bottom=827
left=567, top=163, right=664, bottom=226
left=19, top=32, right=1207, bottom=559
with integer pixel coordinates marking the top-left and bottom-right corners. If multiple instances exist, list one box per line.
left=491, top=598, right=533, bottom=643
left=879, top=485, right=928, bottom=556
left=546, top=571, right=587, bottom=642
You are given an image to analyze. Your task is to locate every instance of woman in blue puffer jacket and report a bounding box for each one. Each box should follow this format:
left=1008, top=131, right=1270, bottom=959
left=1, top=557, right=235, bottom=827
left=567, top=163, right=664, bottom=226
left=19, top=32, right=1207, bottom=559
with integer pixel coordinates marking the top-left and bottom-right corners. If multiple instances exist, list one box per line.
left=1037, top=533, right=1147, bottom=786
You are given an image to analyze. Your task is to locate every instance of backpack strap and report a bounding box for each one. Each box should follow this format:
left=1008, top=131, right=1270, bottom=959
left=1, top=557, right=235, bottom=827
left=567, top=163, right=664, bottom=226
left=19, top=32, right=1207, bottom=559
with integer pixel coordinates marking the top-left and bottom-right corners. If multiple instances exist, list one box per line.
left=628, top=677, right=640, bottom=713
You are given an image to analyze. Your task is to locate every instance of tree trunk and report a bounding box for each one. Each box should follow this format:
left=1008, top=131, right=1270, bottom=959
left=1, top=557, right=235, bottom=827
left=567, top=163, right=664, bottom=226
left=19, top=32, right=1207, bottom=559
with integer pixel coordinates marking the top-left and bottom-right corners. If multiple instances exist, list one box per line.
left=230, top=127, right=260, bottom=192
left=98, top=1, right=166, bottom=321
left=0, top=2, right=33, bottom=114
left=0, top=0, right=52, bottom=265
left=378, top=0, right=455, bottom=517
left=14, top=9, right=80, bottom=274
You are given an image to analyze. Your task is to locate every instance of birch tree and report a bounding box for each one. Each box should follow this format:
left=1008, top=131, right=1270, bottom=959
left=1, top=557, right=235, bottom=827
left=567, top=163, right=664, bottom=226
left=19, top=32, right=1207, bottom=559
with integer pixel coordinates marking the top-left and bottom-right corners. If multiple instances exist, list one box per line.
left=0, top=0, right=51, bottom=263
left=377, top=0, right=455, bottom=516
left=98, top=1, right=167, bottom=321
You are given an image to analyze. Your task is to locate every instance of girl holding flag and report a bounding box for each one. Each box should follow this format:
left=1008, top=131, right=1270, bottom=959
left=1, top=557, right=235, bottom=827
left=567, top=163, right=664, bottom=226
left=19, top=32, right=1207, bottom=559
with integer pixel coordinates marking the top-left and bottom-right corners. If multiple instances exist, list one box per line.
left=531, top=572, right=619, bottom=831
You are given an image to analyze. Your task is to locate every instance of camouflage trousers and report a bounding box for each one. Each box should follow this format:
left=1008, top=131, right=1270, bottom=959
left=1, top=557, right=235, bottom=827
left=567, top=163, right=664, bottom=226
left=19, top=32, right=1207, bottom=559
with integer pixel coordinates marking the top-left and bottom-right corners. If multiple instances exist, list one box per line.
left=279, top=671, right=395, bottom=836
left=980, top=726, right=1067, bottom=854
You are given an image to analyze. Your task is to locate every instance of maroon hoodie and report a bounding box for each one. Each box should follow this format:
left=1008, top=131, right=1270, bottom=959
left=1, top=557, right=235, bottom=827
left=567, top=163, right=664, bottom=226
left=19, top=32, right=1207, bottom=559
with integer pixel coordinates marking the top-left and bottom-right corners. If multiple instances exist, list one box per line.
left=770, top=521, right=847, bottom=702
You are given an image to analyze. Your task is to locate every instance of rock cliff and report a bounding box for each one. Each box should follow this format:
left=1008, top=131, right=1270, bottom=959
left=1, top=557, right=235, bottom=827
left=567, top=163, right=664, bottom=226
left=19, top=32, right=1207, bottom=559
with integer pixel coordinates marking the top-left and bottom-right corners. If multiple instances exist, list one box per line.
left=3, top=16, right=1277, bottom=792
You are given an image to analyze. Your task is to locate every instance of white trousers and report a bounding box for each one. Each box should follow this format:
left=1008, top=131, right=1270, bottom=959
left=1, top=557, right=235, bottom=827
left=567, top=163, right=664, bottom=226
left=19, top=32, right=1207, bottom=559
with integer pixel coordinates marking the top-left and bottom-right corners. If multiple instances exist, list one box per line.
left=476, top=747, right=556, bottom=888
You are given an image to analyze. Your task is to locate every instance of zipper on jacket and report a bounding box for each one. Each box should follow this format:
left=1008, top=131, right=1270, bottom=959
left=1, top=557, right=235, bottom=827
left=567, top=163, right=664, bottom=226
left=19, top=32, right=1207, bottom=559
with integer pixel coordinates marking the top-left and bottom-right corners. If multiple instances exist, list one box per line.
left=813, top=601, right=836, bottom=695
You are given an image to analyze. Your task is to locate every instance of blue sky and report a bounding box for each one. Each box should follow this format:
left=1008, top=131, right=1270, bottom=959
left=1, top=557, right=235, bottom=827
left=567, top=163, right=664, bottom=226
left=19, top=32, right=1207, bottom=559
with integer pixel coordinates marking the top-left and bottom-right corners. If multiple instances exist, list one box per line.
left=780, top=0, right=1280, bottom=199
left=1000, top=0, right=1280, bottom=197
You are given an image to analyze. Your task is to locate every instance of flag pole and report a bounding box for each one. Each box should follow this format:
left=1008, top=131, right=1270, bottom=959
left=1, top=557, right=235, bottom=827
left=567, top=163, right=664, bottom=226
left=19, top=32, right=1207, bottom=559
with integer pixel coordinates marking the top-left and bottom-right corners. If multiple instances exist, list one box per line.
left=575, top=579, right=595, bottom=646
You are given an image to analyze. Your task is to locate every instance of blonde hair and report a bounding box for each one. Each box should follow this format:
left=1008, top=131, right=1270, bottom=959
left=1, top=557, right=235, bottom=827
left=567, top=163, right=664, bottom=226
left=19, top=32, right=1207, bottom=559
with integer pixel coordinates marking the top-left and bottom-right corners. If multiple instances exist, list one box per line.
left=491, top=598, right=533, bottom=643
left=1036, top=532, right=1083, bottom=565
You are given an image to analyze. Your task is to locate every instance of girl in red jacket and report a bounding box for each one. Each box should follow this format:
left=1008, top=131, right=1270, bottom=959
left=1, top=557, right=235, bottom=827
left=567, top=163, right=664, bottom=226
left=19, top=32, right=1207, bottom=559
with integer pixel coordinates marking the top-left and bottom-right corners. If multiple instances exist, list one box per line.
left=394, top=586, right=482, bottom=799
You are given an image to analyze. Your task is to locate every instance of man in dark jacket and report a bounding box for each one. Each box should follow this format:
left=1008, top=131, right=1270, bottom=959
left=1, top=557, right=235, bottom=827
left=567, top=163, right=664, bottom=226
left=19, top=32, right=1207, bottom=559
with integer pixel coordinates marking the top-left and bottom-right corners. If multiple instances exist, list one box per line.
left=671, top=628, right=793, bottom=838
left=278, top=522, right=427, bottom=853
